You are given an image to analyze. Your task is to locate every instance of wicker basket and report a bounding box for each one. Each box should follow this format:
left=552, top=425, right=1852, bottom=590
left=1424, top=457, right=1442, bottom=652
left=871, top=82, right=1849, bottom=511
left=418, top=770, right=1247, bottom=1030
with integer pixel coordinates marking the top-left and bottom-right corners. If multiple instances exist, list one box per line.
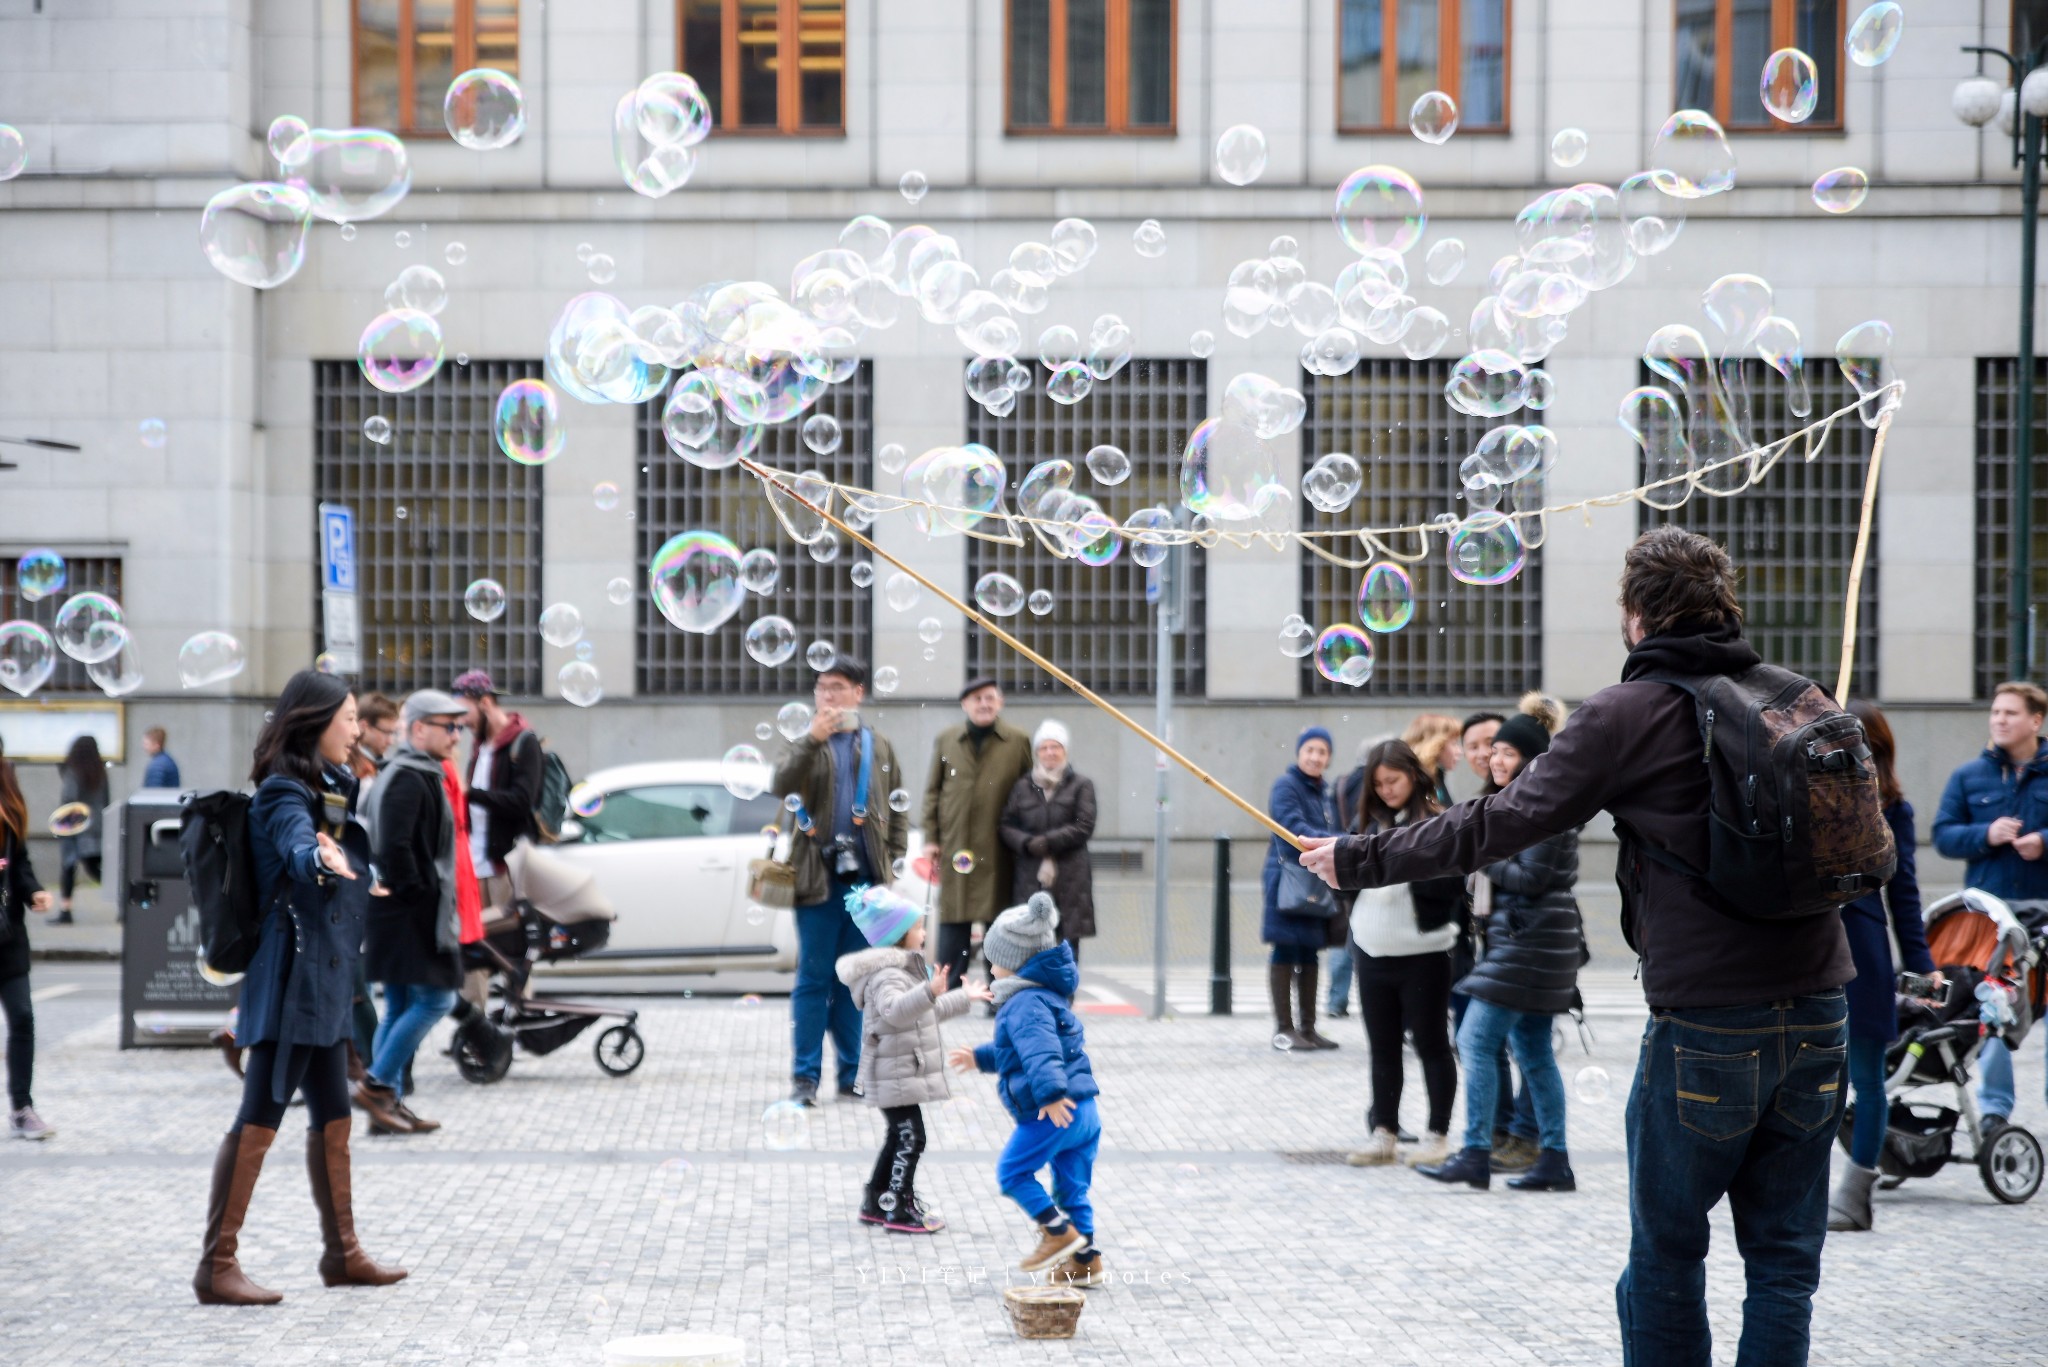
left=1003, top=1285, right=1086, bottom=1339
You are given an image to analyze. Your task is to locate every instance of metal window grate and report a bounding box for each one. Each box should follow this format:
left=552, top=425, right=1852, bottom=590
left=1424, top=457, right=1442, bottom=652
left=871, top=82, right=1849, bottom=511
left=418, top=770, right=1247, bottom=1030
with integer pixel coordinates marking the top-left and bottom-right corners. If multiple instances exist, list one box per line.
left=635, top=363, right=873, bottom=695
left=1299, top=360, right=1543, bottom=697
left=1637, top=359, right=1877, bottom=698
left=0, top=556, right=123, bottom=693
left=1975, top=357, right=2048, bottom=697
left=963, top=359, right=1207, bottom=697
left=312, top=359, right=545, bottom=697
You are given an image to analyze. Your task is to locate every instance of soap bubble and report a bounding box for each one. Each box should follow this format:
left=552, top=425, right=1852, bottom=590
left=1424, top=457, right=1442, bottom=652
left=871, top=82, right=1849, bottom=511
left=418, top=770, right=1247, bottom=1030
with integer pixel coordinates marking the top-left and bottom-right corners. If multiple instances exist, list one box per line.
left=135, top=418, right=166, bottom=449
left=1180, top=413, right=1285, bottom=524
left=1409, top=91, right=1458, bottom=144
left=444, top=67, right=526, bottom=150
left=1620, top=386, right=1694, bottom=510
left=1550, top=128, right=1588, bottom=167
left=1574, top=1065, right=1612, bottom=1104
left=873, top=665, right=901, bottom=695
left=849, top=561, right=874, bottom=589
left=53, top=593, right=124, bottom=663
left=899, top=170, right=928, bottom=203
left=199, top=181, right=313, bottom=289
left=464, top=578, right=507, bottom=622
left=1133, top=219, right=1167, bottom=257
left=1278, top=618, right=1316, bottom=659
left=806, top=530, right=842, bottom=565
left=1314, top=625, right=1375, bottom=686
left=585, top=253, right=617, bottom=284
left=1445, top=350, right=1531, bottom=417
left=574, top=641, right=596, bottom=663
left=974, top=572, right=1026, bottom=617
left=1753, top=315, right=1814, bottom=418
left=569, top=783, right=606, bottom=819
left=47, top=802, right=91, bottom=839
left=16, top=550, right=67, bottom=603
left=445, top=241, right=467, bottom=265
left=721, top=744, right=768, bottom=799
left=1649, top=110, right=1735, bottom=198
left=952, top=851, right=976, bottom=875
left=611, top=77, right=704, bottom=198
left=1190, top=329, right=1216, bottom=357
left=1085, top=444, right=1131, bottom=485
left=776, top=701, right=813, bottom=742
left=0, top=124, right=23, bottom=181
left=178, top=631, right=246, bottom=688
left=280, top=127, right=412, bottom=223
left=1424, top=237, right=1465, bottom=286
left=1446, top=512, right=1527, bottom=585
left=539, top=602, right=585, bottom=648
left=1401, top=306, right=1449, bottom=359
left=362, top=414, right=392, bottom=444
left=339, top=223, right=357, bottom=241
left=1215, top=124, right=1269, bottom=185
left=917, top=616, right=943, bottom=644
left=884, top=572, right=921, bottom=612
left=558, top=661, right=603, bottom=707
left=1846, top=3, right=1902, bottom=66
left=86, top=632, right=143, bottom=697
left=1618, top=172, right=1686, bottom=255
left=385, top=263, right=447, bottom=316
left=763, top=1099, right=811, bottom=1150
left=0, top=622, right=57, bottom=698
left=801, top=413, right=842, bottom=455
left=743, top=616, right=797, bottom=667
left=1358, top=564, right=1415, bottom=633
left=1811, top=167, right=1869, bottom=214
left=1025, top=588, right=1056, bottom=617
left=803, top=640, right=835, bottom=673
left=357, top=308, right=443, bottom=394
left=1301, top=452, right=1363, bottom=514
left=1761, top=48, right=1818, bottom=123
left=635, top=72, right=713, bottom=146
left=1047, top=362, right=1093, bottom=405
left=1335, top=166, right=1426, bottom=255
left=266, top=115, right=309, bottom=165
left=593, top=481, right=620, bottom=512
left=494, top=379, right=564, bottom=465
left=605, top=576, right=632, bottom=606
left=651, top=530, right=746, bottom=634
left=394, top=229, right=412, bottom=248
left=1836, top=319, right=1894, bottom=426
left=877, top=442, right=908, bottom=475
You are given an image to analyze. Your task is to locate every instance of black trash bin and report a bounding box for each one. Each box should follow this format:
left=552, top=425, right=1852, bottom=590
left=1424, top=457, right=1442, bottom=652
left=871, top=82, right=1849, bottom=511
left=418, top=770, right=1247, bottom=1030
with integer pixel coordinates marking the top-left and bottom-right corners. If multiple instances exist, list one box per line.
left=118, top=789, right=238, bottom=1048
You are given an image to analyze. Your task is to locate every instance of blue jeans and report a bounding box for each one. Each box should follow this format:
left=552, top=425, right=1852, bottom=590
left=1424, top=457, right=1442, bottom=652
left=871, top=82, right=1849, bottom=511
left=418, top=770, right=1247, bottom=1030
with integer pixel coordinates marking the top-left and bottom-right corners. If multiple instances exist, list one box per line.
left=1617, top=992, right=1847, bottom=1367
left=1845, top=1035, right=1890, bottom=1168
left=996, top=1096, right=1101, bottom=1237
left=369, top=982, right=458, bottom=1096
left=1976, top=1033, right=2043, bottom=1120
left=1456, top=999, right=1567, bottom=1152
left=1323, top=945, right=1352, bottom=1012
left=791, top=881, right=867, bottom=1088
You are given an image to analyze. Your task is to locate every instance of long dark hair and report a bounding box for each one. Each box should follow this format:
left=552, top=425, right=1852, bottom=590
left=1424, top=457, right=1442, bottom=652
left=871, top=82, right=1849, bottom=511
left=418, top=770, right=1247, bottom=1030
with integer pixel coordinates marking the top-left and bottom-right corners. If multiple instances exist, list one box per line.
left=61, top=735, right=106, bottom=798
left=1848, top=699, right=1903, bottom=808
left=0, top=754, right=27, bottom=848
left=1355, top=739, right=1440, bottom=833
left=251, top=670, right=355, bottom=788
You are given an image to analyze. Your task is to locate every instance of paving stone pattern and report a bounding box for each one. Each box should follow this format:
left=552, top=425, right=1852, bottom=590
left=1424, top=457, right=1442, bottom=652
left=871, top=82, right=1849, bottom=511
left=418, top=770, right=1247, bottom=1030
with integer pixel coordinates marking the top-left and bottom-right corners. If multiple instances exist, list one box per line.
left=2, top=968, right=2043, bottom=1365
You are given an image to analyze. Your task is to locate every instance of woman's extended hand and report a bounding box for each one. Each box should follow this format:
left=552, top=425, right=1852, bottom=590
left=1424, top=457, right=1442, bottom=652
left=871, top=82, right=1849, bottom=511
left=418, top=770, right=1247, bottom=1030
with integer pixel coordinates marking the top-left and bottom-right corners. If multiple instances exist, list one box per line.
left=315, top=831, right=357, bottom=880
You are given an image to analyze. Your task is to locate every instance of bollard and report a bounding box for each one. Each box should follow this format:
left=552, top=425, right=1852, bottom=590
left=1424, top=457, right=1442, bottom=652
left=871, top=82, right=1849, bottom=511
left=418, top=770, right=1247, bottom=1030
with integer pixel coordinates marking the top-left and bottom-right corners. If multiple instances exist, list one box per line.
left=1209, top=835, right=1231, bottom=1015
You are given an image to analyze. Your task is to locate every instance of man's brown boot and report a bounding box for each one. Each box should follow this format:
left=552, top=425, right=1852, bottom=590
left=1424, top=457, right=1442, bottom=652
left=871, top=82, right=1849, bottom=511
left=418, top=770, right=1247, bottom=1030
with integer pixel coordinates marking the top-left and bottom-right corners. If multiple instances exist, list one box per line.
left=307, top=1119, right=409, bottom=1287
left=193, top=1126, right=285, bottom=1306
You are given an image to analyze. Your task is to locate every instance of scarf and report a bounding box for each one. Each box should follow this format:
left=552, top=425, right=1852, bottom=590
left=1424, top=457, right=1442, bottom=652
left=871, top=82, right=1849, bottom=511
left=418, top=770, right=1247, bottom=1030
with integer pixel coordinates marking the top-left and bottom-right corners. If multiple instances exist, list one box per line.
left=1619, top=616, right=1762, bottom=684
left=1032, top=760, right=1067, bottom=789
left=361, top=743, right=461, bottom=954
left=992, top=974, right=1046, bottom=1008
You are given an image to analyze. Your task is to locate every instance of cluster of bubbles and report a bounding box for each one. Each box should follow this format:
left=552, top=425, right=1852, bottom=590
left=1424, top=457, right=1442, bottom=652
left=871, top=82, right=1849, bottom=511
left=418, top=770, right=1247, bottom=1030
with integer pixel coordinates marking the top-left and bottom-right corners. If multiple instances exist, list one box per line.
left=614, top=73, right=712, bottom=198
left=1, top=556, right=148, bottom=698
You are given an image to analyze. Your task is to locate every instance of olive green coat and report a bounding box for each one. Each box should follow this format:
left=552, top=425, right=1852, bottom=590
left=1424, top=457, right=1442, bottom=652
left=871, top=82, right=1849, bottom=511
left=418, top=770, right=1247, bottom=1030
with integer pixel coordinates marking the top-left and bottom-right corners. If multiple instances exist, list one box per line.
left=770, top=726, right=910, bottom=907
left=920, top=719, right=1033, bottom=925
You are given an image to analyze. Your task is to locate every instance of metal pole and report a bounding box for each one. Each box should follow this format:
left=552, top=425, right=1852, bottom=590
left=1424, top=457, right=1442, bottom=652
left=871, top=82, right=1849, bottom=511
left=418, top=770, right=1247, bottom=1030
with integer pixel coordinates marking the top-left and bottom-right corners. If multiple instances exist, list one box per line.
left=1151, top=581, right=1172, bottom=1021
left=1209, top=835, right=1232, bottom=1015
left=2017, top=102, right=2043, bottom=680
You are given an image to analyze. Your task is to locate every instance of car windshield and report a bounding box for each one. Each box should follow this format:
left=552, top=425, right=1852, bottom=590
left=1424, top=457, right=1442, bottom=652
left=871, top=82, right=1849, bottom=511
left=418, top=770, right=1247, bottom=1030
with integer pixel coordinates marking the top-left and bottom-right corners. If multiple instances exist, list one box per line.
left=576, top=783, right=780, bottom=842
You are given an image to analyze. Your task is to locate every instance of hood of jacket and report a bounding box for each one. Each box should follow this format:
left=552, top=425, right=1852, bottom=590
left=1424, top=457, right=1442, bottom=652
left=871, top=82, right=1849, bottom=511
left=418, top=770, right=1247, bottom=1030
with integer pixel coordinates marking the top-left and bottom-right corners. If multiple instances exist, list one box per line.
left=1619, top=616, right=1762, bottom=683
left=995, top=942, right=1079, bottom=1003
left=1975, top=739, right=2048, bottom=778
left=836, top=944, right=924, bottom=996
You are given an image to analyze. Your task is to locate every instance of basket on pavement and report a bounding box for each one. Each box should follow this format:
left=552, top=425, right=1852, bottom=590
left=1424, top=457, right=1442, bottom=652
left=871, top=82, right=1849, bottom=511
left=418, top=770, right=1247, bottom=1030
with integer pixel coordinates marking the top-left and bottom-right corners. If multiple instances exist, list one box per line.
left=1003, top=1284, right=1085, bottom=1339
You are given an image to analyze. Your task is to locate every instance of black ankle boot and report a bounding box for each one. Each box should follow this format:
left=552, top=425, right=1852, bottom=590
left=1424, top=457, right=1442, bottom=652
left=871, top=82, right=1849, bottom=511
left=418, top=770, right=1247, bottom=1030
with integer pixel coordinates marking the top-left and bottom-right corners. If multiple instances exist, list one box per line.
left=1506, top=1148, right=1577, bottom=1192
left=1417, top=1145, right=1492, bottom=1189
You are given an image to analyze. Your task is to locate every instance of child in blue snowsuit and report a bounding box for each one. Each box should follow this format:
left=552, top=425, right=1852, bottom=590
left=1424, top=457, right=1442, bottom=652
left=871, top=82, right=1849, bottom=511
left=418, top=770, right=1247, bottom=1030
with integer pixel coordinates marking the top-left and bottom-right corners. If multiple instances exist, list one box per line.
left=947, top=892, right=1106, bottom=1287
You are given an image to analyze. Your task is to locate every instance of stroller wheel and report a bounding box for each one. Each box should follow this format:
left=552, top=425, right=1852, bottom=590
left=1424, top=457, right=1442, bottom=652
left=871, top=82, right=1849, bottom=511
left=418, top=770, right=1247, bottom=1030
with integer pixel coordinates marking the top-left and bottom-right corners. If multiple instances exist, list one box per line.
left=595, top=1024, right=645, bottom=1077
left=454, top=1017, right=515, bottom=1085
left=1978, top=1123, right=2044, bottom=1205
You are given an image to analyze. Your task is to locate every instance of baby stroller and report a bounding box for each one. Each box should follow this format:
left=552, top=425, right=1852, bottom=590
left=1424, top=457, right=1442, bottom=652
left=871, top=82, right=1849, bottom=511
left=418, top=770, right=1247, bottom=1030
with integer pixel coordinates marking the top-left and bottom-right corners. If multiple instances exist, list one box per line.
left=1836, top=889, right=2044, bottom=1204
left=452, top=841, right=646, bottom=1083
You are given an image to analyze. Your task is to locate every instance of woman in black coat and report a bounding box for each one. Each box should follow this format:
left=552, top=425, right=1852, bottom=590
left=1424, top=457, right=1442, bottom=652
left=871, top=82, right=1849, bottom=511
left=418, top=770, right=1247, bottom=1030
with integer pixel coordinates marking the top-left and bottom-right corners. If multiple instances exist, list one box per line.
left=1, top=748, right=57, bottom=1139
left=194, top=671, right=406, bottom=1306
left=998, top=720, right=1097, bottom=963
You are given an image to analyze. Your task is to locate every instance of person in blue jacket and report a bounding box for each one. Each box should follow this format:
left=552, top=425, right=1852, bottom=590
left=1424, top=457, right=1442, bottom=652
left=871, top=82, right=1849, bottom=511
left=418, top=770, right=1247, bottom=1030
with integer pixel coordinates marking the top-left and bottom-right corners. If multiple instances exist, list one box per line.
left=193, top=671, right=407, bottom=1307
left=1829, top=701, right=1938, bottom=1234
left=948, top=892, right=1105, bottom=1288
left=1262, top=726, right=1345, bottom=1052
left=1931, top=680, right=2048, bottom=1130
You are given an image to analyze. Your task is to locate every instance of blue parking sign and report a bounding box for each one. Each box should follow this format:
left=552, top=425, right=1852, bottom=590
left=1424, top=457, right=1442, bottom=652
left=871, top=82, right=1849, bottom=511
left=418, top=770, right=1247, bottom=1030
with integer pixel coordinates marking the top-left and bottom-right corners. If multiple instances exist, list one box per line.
left=319, top=503, right=356, bottom=592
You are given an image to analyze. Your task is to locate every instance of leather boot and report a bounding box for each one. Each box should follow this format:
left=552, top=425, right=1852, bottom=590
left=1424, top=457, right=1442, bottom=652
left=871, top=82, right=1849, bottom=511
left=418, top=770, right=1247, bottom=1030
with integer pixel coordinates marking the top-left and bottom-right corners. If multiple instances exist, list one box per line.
left=193, top=1126, right=284, bottom=1305
left=1417, top=1145, right=1492, bottom=1189
left=1505, top=1148, right=1578, bottom=1192
left=344, top=1041, right=368, bottom=1087
left=1269, top=964, right=1307, bottom=1051
left=351, top=1080, right=414, bottom=1135
left=306, top=1119, right=409, bottom=1287
left=1297, top=958, right=1340, bottom=1049
left=1826, top=1160, right=1878, bottom=1232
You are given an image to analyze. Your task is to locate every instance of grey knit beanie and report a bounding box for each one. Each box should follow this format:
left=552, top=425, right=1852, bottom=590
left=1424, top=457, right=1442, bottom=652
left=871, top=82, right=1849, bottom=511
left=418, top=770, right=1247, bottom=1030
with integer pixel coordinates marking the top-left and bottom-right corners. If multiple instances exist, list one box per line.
left=982, top=892, right=1061, bottom=971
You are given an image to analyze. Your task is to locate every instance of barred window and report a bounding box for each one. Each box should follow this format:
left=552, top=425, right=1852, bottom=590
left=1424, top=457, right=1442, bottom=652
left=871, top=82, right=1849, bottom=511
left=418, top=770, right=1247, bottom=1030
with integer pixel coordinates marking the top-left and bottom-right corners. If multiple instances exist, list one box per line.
left=962, top=360, right=1207, bottom=697
left=635, top=363, right=873, bottom=695
left=1975, top=357, right=2048, bottom=697
left=354, top=0, right=521, bottom=135
left=0, top=555, right=123, bottom=694
left=1637, top=359, right=1877, bottom=696
left=312, top=359, right=544, bottom=696
left=1299, top=360, right=1542, bottom=697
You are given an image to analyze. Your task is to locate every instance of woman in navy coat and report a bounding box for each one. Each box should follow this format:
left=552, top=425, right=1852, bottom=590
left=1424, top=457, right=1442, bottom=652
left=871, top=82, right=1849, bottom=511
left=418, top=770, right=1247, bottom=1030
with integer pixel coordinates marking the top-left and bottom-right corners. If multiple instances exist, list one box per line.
left=194, top=671, right=406, bottom=1305
left=1829, top=701, right=1937, bottom=1235
left=1263, top=726, right=1345, bottom=1053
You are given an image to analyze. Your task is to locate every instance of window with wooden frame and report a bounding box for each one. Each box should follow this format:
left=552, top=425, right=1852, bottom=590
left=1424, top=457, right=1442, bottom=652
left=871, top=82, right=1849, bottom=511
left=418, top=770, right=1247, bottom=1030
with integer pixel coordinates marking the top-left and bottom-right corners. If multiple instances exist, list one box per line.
left=1338, top=0, right=1510, bottom=134
left=679, top=0, right=847, bottom=135
left=1007, top=0, right=1176, bottom=134
left=354, top=0, right=519, bottom=135
left=1674, top=0, right=1842, bottom=131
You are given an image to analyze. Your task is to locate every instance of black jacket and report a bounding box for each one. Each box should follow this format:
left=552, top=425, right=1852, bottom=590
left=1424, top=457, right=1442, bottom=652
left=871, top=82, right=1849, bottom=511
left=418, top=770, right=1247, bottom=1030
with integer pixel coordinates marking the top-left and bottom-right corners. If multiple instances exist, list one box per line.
left=468, top=720, right=543, bottom=868
left=1, top=824, right=44, bottom=983
left=1458, top=826, right=1586, bottom=1015
left=365, top=762, right=460, bottom=991
left=998, top=770, right=1098, bottom=939
left=1333, top=620, right=1855, bottom=1009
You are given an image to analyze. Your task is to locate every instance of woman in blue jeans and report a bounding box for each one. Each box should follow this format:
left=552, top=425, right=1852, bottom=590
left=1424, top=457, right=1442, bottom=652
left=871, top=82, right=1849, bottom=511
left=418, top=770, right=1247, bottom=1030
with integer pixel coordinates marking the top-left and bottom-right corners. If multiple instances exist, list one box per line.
left=1828, top=701, right=1936, bottom=1232
left=1418, top=709, right=1584, bottom=1192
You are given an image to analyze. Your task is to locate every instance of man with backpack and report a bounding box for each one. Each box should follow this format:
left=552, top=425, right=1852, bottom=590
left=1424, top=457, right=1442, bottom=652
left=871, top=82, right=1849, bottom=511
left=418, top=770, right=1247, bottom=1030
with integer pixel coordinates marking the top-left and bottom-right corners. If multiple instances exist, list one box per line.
left=1300, top=526, right=1881, bottom=1367
left=450, top=671, right=544, bottom=914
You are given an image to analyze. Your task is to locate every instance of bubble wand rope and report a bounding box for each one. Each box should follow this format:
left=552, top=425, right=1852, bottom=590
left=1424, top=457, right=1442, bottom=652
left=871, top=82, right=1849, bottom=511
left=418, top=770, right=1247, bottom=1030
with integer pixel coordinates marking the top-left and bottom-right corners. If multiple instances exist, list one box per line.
left=738, top=457, right=1306, bottom=851
left=1833, top=391, right=1900, bottom=704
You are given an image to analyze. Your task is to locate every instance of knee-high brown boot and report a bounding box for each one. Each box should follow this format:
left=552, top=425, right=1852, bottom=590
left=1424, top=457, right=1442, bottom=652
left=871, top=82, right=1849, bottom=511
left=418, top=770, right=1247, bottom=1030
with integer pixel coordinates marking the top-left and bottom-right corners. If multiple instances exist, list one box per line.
left=1269, top=964, right=1306, bottom=1051
left=306, top=1119, right=409, bottom=1288
left=193, top=1126, right=285, bottom=1306
left=1298, top=957, right=1339, bottom=1050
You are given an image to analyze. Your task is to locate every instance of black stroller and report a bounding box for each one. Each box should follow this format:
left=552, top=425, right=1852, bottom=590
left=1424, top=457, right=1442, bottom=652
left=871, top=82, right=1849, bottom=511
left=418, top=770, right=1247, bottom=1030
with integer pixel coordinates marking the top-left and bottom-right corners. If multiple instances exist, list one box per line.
left=1836, top=889, right=2045, bottom=1204
left=452, top=841, right=646, bottom=1084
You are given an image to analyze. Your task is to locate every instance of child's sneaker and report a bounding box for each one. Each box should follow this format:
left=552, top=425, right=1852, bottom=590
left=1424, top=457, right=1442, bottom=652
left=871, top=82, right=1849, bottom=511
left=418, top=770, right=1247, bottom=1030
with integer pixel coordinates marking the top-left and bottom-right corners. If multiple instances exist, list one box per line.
left=1049, top=1249, right=1107, bottom=1288
left=884, top=1199, right=946, bottom=1235
left=9, top=1107, right=53, bottom=1141
left=1019, top=1220, right=1087, bottom=1272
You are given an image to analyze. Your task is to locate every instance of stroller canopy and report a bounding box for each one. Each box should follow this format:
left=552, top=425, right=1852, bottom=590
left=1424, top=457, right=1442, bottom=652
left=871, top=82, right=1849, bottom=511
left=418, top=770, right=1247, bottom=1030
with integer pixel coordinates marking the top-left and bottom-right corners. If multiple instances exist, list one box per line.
left=1923, top=889, right=2035, bottom=1049
left=506, top=841, right=617, bottom=925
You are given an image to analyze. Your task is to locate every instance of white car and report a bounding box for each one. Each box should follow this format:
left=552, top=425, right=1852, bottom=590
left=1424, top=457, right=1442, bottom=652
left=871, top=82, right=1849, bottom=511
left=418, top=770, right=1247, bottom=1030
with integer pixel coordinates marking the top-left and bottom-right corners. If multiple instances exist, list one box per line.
left=535, top=758, right=932, bottom=978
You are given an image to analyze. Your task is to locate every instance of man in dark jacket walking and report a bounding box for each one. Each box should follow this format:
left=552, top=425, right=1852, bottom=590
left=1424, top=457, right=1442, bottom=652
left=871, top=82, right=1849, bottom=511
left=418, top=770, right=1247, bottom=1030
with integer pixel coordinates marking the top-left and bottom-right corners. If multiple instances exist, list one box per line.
left=1300, top=527, right=1853, bottom=1367
left=451, top=671, right=542, bottom=914
left=1932, top=679, right=2048, bottom=1129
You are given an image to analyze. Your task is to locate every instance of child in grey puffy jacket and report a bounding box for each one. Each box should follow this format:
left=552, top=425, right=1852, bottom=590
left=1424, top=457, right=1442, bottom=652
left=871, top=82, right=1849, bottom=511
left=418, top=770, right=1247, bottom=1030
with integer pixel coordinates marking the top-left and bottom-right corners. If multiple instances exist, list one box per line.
left=836, top=885, right=988, bottom=1233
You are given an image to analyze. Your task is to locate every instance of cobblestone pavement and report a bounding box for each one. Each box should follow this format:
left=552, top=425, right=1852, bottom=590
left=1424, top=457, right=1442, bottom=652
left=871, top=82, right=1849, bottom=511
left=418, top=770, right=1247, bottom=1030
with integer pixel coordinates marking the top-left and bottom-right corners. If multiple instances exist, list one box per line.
left=3, top=963, right=2044, bottom=1366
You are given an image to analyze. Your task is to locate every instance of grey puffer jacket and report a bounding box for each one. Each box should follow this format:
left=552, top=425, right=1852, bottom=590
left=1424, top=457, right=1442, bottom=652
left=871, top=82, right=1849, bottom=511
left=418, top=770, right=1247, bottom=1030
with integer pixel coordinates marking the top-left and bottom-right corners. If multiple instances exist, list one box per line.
left=837, top=945, right=974, bottom=1108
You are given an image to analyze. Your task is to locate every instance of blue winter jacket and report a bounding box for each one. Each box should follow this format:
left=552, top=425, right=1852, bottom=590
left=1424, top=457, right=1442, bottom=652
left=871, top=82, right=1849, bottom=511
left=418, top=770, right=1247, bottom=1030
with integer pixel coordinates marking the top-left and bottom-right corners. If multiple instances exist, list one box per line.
left=1261, top=764, right=1342, bottom=948
left=1841, top=801, right=1934, bottom=1042
left=143, top=752, right=181, bottom=789
left=1931, top=740, right=2048, bottom=901
left=972, top=943, right=1100, bottom=1125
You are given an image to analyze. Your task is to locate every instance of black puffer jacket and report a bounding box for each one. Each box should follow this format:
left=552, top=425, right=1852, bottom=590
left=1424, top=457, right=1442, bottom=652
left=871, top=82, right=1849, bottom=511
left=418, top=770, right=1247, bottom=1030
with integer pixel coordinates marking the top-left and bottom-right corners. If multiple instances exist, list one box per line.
left=1455, top=826, right=1585, bottom=1015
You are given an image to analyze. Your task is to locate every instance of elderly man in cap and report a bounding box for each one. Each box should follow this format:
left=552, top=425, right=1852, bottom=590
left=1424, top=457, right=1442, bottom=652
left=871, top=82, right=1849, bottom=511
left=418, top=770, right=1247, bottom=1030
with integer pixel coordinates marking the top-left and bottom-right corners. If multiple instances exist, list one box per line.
left=922, top=677, right=1034, bottom=991
left=353, top=690, right=469, bottom=1136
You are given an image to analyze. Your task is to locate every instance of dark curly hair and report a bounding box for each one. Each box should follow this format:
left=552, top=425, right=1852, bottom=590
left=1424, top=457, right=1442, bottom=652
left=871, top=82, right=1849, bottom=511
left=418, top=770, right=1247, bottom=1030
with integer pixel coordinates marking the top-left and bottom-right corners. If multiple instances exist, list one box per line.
left=1618, top=525, right=1742, bottom=638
